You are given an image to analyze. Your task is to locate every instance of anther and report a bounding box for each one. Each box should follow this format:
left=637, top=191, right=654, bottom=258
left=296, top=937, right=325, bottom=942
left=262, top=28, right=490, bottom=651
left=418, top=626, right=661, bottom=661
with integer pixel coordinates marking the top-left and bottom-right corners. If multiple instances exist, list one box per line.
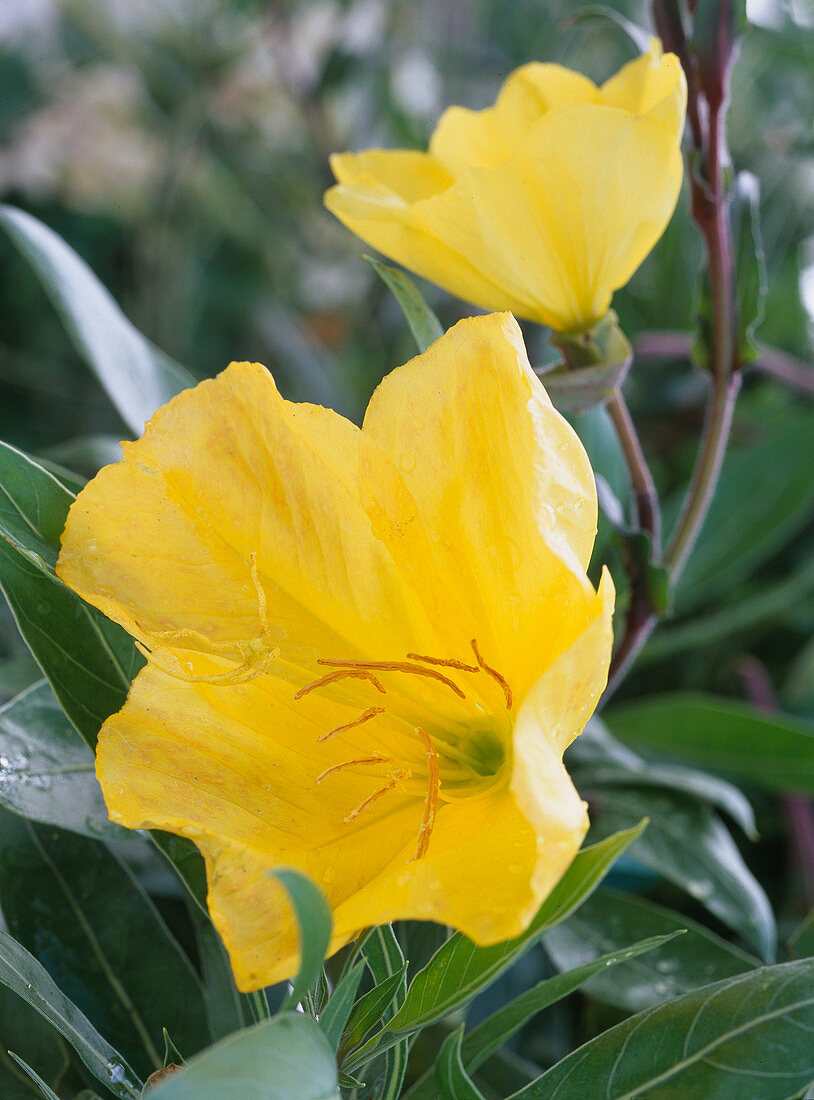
left=343, top=769, right=409, bottom=823
left=407, top=652, right=479, bottom=674
left=471, top=639, right=513, bottom=709
left=294, top=668, right=386, bottom=701
left=318, top=706, right=385, bottom=742
left=412, top=728, right=440, bottom=861
left=316, top=753, right=392, bottom=783
left=317, top=659, right=465, bottom=700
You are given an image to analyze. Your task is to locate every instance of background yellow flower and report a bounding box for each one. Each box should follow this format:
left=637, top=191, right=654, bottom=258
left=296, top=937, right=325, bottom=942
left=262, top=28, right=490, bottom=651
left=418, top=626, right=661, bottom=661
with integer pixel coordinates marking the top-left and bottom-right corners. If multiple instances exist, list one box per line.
left=326, top=40, right=686, bottom=333
left=57, top=312, right=612, bottom=990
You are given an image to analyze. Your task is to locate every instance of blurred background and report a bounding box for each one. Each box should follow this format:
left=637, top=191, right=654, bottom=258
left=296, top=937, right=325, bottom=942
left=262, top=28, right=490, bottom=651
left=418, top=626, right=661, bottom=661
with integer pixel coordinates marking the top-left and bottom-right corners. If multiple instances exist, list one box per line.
left=2, top=0, right=814, bottom=1083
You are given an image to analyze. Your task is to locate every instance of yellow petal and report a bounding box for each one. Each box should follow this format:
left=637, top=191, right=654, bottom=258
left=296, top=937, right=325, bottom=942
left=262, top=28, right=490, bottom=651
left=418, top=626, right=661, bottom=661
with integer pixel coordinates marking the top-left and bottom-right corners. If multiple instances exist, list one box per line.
left=325, top=44, right=685, bottom=331
left=325, top=159, right=535, bottom=321
left=601, top=38, right=687, bottom=134
left=362, top=312, right=599, bottom=699
left=430, top=64, right=600, bottom=175
left=57, top=361, right=439, bottom=670
left=417, top=103, right=684, bottom=329
left=97, top=656, right=582, bottom=988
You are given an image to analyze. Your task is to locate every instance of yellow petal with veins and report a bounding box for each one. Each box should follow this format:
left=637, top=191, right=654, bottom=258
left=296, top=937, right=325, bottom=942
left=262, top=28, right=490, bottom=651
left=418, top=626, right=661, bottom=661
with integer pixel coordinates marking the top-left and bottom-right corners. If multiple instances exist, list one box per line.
left=363, top=313, right=599, bottom=700
left=325, top=40, right=686, bottom=332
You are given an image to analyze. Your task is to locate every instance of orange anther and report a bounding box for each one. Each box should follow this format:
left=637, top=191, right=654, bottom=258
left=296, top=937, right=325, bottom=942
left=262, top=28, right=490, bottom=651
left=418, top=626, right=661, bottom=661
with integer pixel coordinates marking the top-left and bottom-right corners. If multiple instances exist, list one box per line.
left=317, top=658, right=465, bottom=700
left=471, top=639, right=513, bottom=709
left=407, top=652, right=479, bottom=674
left=318, top=706, right=386, bottom=742
left=343, top=769, right=409, bottom=823
left=316, top=753, right=392, bottom=783
left=294, top=669, right=386, bottom=701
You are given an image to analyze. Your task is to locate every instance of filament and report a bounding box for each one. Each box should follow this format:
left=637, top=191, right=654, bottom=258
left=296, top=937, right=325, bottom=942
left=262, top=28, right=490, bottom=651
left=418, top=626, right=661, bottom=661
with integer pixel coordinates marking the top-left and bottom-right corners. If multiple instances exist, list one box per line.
left=317, top=658, right=465, bottom=700
left=344, top=769, right=409, bottom=823
left=318, top=706, right=385, bottom=743
left=471, top=639, right=512, bottom=709
left=295, top=668, right=386, bottom=701
left=407, top=652, right=479, bottom=674
left=316, top=753, right=392, bottom=783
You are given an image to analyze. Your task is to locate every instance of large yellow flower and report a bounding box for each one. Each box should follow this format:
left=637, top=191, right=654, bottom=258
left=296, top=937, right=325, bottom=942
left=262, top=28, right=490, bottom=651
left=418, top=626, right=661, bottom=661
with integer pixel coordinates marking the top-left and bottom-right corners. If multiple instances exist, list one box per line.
left=56, top=313, right=613, bottom=990
left=325, top=40, right=686, bottom=333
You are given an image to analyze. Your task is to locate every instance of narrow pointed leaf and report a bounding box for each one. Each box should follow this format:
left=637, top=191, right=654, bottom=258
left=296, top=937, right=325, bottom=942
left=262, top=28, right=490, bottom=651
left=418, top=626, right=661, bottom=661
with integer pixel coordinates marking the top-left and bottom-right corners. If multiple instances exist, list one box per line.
left=365, top=256, right=443, bottom=352
left=435, top=1028, right=484, bottom=1100
left=6, top=1055, right=61, bottom=1100
left=318, top=961, right=365, bottom=1051
left=545, top=890, right=758, bottom=1012
left=0, top=985, right=69, bottom=1100
left=0, top=205, right=193, bottom=435
left=0, top=929, right=141, bottom=1098
left=340, top=965, right=408, bottom=1056
left=510, top=960, right=814, bottom=1100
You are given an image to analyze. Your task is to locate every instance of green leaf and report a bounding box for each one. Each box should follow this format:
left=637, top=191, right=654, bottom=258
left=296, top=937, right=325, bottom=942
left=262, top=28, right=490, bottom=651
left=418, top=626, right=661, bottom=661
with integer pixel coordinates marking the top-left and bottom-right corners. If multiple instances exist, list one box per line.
left=0, top=680, right=125, bottom=839
left=364, top=256, right=443, bottom=353
left=405, top=934, right=680, bottom=1100
left=535, top=357, right=632, bottom=413
left=510, top=959, right=814, bottom=1100
left=669, top=405, right=814, bottom=611
left=544, top=890, right=758, bottom=1013
left=272, top=869, right=333, bottom=1011
left=387, top=824, right=645, bottom=1033
left=731, top=171, right=767, bottom=364
left=151, top=1014, right=340, bottom=1100
left=435, top=1027, right=484, bottom=1100
left=588, top=787, right=776, bottom=959
left=463, top=934, right=680, bottom=1075
left=0, top=205, right=193, bottom=435
left=318, top=961, right=365, bottom=1051
left=150, top=833, right=208, bottom=914
left=789, top=910, right=814, bottom=959
left=339, top=965, right=408, bottom=1057
left=0, top=985, right=69, bottom=1100
left=356, top=926, right=410, bottom=1097
left=6, top=1055, right=61, bottom=1100
left=0, top=441, right=73, bottom=572
left=161, top=1030, right=185, bottom=1069
left=607, top=692, right=814, bottom=794
left=0, top=442, right=141, bottom=749
left=571, top=721, right=758, bottom=838
left=0, top=928, right=142, bottom=1098
left=0, top=813, right=211, bottom=1079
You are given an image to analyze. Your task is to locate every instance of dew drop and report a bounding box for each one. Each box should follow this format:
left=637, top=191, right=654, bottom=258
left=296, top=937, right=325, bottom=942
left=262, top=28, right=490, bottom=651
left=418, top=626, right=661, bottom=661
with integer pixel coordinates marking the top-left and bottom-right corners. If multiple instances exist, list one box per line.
left=322, top=868, right=336, bottom=884
left=400, top=451, right=417, bottom=473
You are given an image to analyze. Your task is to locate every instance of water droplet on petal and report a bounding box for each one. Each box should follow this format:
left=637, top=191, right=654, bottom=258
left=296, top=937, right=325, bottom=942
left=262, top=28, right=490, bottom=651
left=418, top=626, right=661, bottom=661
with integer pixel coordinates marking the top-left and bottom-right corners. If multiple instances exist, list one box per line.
left=400, top=451, right=417, bottom=473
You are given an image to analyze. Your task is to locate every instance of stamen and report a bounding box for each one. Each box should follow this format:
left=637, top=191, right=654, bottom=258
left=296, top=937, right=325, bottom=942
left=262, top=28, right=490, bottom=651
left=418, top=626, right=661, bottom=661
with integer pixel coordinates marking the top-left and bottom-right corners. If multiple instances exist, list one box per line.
left=294, top=668, right=386, bottom=701
left=343, top=769, right=409, bottom=823
left=136, top=640, right=280, bottom=685
left=413, top=728, right=440, bottom=861
left=317, top=659, right=465, bottom=700
left=471, top=639, right=513, bottom=709
left=318, top=706, right=386, bottom=742
left=316, top=753, right=392, bottom=783
left=407, top=652, right=479, bottom=674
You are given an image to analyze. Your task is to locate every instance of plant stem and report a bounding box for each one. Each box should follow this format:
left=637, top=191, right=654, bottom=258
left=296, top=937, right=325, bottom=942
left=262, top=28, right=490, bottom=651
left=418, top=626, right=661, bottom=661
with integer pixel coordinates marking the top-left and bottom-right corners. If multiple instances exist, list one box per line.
left=663, top=370, right=741, bottom=580
left=602, top=2, right=742, bottom=702
left=605, top=390, right=661, bottom=552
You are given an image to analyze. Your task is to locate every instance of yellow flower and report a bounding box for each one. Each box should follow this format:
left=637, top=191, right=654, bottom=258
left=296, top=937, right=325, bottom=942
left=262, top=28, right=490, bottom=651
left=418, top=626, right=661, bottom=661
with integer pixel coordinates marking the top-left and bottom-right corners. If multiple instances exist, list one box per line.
left=56, top=313, right=613, bottom=990
left=325, top=40, right=686, bottom=333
